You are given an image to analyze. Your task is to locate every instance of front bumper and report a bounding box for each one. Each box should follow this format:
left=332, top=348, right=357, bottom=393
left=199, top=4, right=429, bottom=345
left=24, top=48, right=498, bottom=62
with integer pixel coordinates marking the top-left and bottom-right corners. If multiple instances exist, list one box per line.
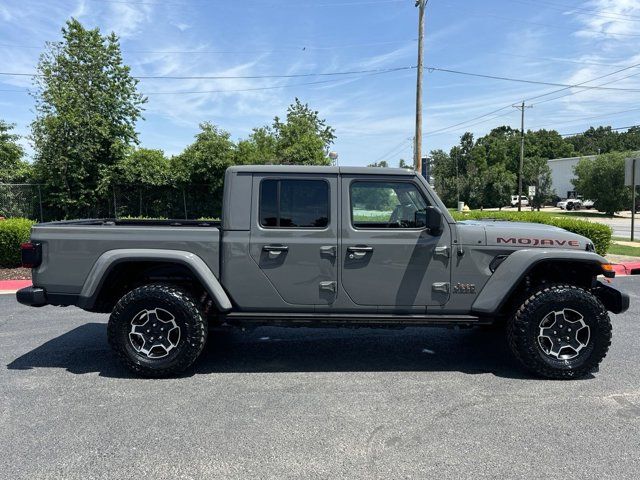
left=16, top=286, right=47, bottom=307
left=594, top=282, right=630, bottom=314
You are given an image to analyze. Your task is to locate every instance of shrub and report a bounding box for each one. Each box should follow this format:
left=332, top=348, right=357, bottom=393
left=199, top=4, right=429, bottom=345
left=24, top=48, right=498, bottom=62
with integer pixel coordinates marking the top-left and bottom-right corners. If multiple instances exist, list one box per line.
left=451, top=211, right=612, bottom=256
left=0, top=218, right=35, bottom=267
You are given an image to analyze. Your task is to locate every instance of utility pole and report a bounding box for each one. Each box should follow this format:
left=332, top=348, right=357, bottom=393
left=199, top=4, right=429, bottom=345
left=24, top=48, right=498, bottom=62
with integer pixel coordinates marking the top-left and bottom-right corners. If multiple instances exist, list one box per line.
left=414, top=0, right=427, bottom=173
left=513, top=101, right=532, bottom=211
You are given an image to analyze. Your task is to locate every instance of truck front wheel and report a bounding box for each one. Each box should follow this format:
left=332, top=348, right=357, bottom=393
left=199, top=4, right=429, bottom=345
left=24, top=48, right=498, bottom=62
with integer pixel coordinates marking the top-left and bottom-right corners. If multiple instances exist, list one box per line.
left=107, top=284, right=207, bottom=377
left=507, top=284, right=612, bottom=379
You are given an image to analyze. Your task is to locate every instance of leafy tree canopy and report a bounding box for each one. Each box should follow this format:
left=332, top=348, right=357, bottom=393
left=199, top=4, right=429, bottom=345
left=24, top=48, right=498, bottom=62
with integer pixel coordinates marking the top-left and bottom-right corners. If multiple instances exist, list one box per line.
left=572, top=151, right=632, bottom=215
left=0, top=120, right=31, bottom=182
left=31, top=18, right=146, bottom=218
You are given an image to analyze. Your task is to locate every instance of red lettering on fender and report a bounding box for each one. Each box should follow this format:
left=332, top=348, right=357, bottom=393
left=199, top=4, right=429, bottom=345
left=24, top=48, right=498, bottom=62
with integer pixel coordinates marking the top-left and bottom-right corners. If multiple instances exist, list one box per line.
left=496, top=237, right=582, bottom=247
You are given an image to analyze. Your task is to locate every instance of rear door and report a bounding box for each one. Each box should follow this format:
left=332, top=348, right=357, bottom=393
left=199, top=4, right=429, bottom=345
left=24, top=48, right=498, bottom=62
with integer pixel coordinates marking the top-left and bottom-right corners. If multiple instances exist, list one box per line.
left=340, top=176, right=451, bottom=307
left=249, top=174, right=338, bottom=306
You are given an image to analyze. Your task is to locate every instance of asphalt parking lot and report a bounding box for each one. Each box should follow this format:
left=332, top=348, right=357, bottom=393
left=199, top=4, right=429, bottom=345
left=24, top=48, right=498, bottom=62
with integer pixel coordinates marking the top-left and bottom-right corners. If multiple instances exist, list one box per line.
left=1, top=277, right=639, bottom=479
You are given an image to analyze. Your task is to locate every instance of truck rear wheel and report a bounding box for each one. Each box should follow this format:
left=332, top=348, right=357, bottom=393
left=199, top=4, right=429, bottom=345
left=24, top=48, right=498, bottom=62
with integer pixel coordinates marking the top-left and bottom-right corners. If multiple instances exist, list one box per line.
left=507, top=284, right=612, bottom=379
left=107, top=284, right=207, bottom=377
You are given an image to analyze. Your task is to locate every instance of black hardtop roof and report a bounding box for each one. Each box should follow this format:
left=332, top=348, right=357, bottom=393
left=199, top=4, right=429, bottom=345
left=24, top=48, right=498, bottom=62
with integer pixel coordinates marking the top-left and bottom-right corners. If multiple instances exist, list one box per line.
left=228, top=165, right=416, bottom=176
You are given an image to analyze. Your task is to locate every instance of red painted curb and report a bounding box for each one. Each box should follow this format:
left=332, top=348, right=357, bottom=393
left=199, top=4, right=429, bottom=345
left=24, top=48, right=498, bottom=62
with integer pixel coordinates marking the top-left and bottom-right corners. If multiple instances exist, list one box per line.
left=611, top=262, right=640, bottom=276
left=0, top=280, right=32, bottom=292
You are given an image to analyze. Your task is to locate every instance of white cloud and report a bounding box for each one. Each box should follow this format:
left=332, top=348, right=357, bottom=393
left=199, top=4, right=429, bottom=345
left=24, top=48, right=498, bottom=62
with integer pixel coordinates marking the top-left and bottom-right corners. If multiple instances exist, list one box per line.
left=573, top=0, right=640, bottom=39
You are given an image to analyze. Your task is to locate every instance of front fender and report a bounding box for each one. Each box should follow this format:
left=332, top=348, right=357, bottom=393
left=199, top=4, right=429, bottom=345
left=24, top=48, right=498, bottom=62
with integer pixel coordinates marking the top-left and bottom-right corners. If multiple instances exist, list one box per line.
left=471, top=249, right=609, bottom=315
left=77, top=249, right=233, bottom=312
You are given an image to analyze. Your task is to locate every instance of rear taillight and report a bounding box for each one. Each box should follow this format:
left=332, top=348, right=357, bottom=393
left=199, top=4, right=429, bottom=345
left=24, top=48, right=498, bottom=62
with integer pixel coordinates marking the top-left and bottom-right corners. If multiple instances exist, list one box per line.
left=20, top=242, right=42, bottom=268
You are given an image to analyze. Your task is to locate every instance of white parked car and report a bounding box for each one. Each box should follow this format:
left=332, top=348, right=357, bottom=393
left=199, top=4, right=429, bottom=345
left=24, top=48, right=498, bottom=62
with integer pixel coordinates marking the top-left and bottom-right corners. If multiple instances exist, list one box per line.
left=581, top=199, right=595, bottom=209
left=557, top=199, right=582, bottom=210
left=510, top=195, right=529, bottom=207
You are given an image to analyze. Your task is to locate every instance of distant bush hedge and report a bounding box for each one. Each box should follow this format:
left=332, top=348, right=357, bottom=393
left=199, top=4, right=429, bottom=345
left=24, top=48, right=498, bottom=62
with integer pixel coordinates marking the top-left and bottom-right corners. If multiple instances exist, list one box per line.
left=0, top=218, right=35, bottom=267
left=451, top=211, right=612, bottom=256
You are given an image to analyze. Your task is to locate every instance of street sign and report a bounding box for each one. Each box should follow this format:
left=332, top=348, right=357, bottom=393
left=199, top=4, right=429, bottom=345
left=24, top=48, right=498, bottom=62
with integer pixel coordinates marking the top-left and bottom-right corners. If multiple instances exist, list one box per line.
left=624, top=157, right=640, bottom=186
left=528, top=186, right=536, bottom=197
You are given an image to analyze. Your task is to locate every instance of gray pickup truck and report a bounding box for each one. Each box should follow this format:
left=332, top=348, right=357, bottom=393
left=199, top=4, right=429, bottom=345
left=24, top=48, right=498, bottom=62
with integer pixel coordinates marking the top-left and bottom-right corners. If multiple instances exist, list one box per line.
left=17, top=166, right=629, bottom=378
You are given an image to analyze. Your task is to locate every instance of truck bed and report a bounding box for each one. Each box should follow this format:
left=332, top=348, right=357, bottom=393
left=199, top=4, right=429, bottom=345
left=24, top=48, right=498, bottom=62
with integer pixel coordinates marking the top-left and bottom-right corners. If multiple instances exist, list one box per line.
left=30, top=219, right=221, bottom=297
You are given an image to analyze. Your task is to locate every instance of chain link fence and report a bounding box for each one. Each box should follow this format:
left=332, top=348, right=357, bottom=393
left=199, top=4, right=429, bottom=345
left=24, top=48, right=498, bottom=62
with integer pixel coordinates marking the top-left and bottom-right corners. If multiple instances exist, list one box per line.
left=0, top=183, right=220, bottom=221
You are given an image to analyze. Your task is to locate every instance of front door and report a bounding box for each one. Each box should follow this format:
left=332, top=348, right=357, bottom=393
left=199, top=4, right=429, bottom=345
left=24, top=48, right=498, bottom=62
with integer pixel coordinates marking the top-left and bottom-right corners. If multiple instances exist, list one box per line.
left=249, top=174, right=338, bottom=306
left=340, top=176, right=451, bottom=307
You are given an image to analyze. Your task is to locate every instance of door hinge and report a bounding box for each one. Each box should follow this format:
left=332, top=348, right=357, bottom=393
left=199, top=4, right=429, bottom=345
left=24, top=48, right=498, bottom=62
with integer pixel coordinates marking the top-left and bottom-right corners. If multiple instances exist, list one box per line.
left=432, top=282, right=450, bottom=293
left=319, top=281, right=337, bottom=293
left=434, top=245, right=450, bottom=258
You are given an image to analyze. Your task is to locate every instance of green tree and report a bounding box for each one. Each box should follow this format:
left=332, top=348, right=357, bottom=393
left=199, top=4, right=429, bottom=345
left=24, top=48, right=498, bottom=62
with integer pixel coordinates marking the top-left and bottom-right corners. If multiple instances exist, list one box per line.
left=171, top=123, right=236, bottom=215
left=235, top=98, right=335, bottom=166
left=523, top=155, right=554, bottom=210
left=484, top=163, right=516, bottom=209
left=368, top=160, right=389, bottom=168
left=525, top=129, right=574, bottom=159
left=572, top=152, right=632, bottom=215
left=565, top=126, right=624, bottom=155
left=0, top=121, right=31, bottom=182
left=271, top=98, right=336, bottom=165
left=430, top=149, right=458, bottom=207
left=235, top=127, right=278, bottom=165
left=31, top=18, right=146, bottom=218
left=108, top=148, right=169, bottom=186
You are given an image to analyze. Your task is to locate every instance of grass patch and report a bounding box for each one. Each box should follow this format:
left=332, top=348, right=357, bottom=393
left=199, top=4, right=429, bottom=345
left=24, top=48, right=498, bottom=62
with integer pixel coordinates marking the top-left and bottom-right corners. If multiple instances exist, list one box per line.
left=608, top=243, right=640, bottom=257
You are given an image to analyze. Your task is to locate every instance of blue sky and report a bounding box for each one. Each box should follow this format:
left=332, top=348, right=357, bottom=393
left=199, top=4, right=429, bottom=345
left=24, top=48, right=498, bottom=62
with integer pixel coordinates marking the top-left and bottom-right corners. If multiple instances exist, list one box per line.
left=1, top=0, right=640, bottom=166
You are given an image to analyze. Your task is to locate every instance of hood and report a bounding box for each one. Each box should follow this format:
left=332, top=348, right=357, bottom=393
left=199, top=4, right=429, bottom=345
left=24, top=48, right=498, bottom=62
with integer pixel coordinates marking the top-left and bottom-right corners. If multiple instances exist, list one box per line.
left=459, top=220, right=591, bottom=250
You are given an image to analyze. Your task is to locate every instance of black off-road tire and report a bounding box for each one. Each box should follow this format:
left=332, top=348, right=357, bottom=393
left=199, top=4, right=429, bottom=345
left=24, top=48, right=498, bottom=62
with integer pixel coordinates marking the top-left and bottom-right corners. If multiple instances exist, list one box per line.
left=107, top=284, right=207, bottom=377
left=507, top=284, right=612, bottom=379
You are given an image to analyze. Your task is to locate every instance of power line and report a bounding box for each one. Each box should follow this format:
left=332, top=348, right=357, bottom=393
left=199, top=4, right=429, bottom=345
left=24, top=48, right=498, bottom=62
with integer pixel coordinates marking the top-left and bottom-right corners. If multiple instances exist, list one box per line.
left=527, top=62, right=640, bottom=105
left=560, top=125, right=640, bottom=137
left=487, top=52, right=628, bottom=68
left=82, top=0, right=406, bottom=7
left=5, top=63, right=640, bottom=93
left=420, top=60, right=640, bottom=138
left=424, top=66, right=640, bottom=92
left=529, top=106, right=640, bottom=130
left=509, top=0, right=640, bottom=23
left=0, top=70, right=402, bottom=96
left=478, top=11, right=640, bottom=38
left=0, top=65, right=416, bottom=80
left=371, top=137, right=413, bottom=164
left=0, top=39, right=415, bottom=54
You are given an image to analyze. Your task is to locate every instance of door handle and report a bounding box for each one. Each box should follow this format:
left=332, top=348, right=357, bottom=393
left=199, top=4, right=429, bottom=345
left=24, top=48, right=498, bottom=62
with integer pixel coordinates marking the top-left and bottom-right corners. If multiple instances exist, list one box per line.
left=263, top=245, right=289, bottom=256
left=347, top=245, right=373, bottom=259
left=347, top=246, right=374, bottom=253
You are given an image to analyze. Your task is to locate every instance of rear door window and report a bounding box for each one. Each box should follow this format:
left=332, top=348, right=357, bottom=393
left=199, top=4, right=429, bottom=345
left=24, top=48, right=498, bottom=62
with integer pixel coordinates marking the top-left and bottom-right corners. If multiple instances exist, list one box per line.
left=260, top=179, right=329, bottom=228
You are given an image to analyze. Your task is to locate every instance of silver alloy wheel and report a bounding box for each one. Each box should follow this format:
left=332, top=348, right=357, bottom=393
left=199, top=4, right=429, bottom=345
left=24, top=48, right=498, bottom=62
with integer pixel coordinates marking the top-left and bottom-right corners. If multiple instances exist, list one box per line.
left=128, top=308, right=181, bottom=359
left=537, top=308, right=590, bottom=360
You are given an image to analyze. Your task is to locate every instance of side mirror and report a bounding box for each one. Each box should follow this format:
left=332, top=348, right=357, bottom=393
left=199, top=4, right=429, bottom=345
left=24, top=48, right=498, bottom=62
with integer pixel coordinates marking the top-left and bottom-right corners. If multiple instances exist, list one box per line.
left=415, top=206, right=443, bottom=235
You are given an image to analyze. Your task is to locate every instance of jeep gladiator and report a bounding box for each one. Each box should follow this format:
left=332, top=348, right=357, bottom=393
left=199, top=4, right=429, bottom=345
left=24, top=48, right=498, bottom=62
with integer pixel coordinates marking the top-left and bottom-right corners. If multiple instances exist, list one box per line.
left=17, top=166, right=629, bottom=378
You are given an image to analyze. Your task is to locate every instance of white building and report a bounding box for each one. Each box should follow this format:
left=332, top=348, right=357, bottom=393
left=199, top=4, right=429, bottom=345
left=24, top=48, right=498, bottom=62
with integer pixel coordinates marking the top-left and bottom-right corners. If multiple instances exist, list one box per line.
left=547, top=155, right=596, bottom=200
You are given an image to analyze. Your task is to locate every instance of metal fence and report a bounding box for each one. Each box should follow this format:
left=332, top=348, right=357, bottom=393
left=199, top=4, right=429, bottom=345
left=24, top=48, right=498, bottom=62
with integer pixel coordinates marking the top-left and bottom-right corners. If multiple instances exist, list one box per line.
left=0, top=183, right=44, bottom=221
left=0, top=183, right=221, bottom=221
